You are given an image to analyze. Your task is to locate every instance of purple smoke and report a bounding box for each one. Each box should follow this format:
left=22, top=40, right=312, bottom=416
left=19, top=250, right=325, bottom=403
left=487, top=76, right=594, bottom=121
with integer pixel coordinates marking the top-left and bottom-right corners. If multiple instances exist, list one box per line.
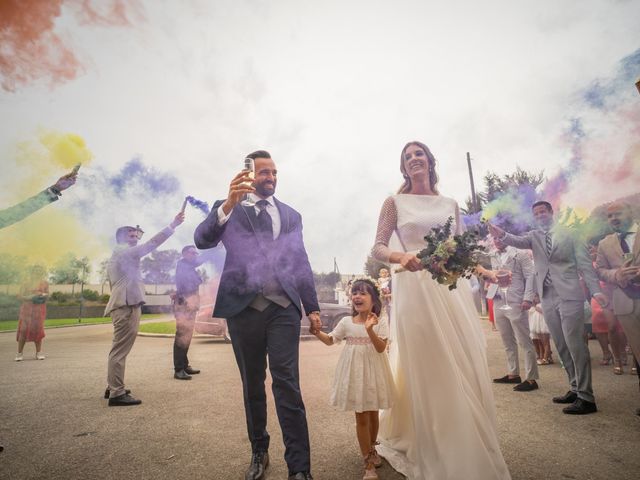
left=186, top=195, right=210, bottom=215
left=109, top=156, right=180, bottom=196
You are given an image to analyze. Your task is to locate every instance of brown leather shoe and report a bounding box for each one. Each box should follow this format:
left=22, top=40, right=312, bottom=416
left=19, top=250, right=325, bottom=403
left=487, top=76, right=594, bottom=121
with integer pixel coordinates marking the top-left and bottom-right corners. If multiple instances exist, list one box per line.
left=552, top=391, right=577, bottom=404
left=493, top=375, right=521, bottom=384
left=108, top=393, right=142, bottom=406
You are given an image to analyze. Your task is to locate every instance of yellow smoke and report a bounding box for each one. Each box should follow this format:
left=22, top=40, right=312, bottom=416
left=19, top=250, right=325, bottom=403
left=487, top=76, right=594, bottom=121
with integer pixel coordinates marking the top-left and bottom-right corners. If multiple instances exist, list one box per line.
left=13, top=130, right=93, bottom=196
left=481, top=193, right=522, bottom=221
left=1, top=130, right=107, bottom=269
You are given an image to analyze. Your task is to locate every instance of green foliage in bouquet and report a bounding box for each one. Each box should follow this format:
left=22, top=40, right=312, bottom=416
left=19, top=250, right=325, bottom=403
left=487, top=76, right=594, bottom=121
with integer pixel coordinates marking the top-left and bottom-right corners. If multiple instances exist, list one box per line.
left=416, top=216, right=485, bottom=290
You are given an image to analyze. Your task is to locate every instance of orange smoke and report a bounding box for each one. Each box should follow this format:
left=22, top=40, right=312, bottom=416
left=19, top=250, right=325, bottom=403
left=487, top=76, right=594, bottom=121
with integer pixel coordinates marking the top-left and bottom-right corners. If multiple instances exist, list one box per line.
left=0, top=0, right=143, bottom=92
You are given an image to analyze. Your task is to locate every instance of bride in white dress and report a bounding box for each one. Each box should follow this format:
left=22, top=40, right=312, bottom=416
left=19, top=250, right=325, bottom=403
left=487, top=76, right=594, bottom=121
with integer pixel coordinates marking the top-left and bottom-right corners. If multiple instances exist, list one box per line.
left=372, top=141, right=511, bottom=480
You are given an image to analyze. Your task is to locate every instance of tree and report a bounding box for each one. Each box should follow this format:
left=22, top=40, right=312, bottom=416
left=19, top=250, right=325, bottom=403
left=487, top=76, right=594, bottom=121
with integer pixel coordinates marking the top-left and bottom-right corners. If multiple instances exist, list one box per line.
left=97, top=258, right=110, bottom=294
left=0, top=253, right=27, bottom=293
left=49, top=253, right=86, bottom=293
left=363, top=254, right=388, bottom=278
left=141, top=249, right=180, bottom=292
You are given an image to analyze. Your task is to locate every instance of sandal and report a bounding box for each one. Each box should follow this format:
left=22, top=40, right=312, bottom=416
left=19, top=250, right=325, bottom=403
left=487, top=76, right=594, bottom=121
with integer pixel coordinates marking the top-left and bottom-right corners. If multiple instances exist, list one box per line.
left=538, top=359, right=549, bottom=365
left=363, top=454, right=379, bottom=480
left=369, top=444, right=382, bottom=468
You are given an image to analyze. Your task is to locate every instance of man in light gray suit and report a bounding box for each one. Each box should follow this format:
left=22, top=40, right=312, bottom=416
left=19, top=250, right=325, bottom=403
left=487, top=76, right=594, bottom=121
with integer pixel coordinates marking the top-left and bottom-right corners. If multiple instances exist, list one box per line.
left=596, top=201, right=640, bottom=416
left=479, top=236, right=539, bottom=392
left=489, top=201, right=607, bottom=415
left=104, top=212, right=184, bottom=406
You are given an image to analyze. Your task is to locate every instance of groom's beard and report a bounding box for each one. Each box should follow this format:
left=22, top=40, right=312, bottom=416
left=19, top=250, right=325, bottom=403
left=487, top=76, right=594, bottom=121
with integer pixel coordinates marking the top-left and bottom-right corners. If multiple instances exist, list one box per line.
left=255, top=181, right=276, bottom=197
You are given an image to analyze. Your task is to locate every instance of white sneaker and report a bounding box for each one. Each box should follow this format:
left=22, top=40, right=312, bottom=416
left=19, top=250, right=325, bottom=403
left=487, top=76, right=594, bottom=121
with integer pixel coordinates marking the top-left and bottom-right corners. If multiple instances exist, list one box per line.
left=15, top=353, right=23, bottom=362
left=36, top=352, right=45, bottom=360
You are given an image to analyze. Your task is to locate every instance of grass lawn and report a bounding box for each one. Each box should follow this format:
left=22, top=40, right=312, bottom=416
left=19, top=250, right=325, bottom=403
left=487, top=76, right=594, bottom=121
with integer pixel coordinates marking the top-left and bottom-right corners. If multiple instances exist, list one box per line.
left=138, top=320, right=175, bottom=334
left=0, top=314, right=167, bottom=332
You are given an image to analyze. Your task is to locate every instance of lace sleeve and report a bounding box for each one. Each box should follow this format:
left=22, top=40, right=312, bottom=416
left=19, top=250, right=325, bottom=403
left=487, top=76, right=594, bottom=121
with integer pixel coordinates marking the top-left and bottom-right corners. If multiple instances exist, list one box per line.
left=372, top=196, right=398, bottom=262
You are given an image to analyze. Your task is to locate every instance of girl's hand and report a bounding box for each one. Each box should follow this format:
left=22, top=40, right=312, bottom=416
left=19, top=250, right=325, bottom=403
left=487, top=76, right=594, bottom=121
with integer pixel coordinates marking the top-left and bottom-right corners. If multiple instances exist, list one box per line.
left=365, top=312, right=379, bottom=330
left=400, top=253, right=422, bottom=272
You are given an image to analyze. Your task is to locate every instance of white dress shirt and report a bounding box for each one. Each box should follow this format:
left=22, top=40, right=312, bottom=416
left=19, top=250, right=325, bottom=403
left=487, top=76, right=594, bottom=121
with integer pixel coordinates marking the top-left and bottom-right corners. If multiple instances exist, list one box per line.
left=621, top=223, right=638, bottom=253
left=217, top=193, right=281, bottom=239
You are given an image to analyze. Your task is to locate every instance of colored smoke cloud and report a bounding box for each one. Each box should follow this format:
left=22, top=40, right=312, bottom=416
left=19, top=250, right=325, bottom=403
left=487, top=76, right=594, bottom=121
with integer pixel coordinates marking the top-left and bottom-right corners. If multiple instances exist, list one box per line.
left=0, top=0, right=143, bottom=91
left=472, top=49, right=640, bottom=231
left=1, top=131, right=215, bottom=278
left=1, top=130, right=102, bottom=266
left=545, top=49, right=640, bottom=211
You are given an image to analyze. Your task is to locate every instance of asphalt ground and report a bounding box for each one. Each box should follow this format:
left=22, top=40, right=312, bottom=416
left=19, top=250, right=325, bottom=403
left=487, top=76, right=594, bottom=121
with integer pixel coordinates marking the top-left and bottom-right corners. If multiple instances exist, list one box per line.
left=1, top=317, right=639, bottom=480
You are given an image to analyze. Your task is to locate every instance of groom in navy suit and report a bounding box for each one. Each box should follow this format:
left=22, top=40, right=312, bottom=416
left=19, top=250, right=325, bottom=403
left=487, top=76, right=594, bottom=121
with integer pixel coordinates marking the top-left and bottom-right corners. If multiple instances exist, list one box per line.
left=194, top=150, right=319, bottom=480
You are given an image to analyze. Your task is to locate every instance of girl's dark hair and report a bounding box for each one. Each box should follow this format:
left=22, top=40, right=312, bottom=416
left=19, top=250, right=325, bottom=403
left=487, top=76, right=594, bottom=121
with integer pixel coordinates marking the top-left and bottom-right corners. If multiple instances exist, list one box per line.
left=398, top=141, right=439, bottom=194
left=350, top=279, right=382, bottom=317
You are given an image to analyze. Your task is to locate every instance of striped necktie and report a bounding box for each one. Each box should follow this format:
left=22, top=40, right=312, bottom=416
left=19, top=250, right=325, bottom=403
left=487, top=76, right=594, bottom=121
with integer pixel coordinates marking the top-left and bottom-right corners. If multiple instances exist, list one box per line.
left=543, top=231, right=552, bottom=287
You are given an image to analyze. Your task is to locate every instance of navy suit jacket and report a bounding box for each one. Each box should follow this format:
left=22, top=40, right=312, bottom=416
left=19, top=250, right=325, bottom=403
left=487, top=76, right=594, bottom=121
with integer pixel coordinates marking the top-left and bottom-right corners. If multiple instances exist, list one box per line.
left=194, top=198, right=319, bottom=319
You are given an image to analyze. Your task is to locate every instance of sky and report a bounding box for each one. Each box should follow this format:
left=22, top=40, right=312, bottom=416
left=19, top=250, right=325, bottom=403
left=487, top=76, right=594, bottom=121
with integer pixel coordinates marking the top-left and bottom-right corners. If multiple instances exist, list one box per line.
left=1, top=0, right=639, bottom=278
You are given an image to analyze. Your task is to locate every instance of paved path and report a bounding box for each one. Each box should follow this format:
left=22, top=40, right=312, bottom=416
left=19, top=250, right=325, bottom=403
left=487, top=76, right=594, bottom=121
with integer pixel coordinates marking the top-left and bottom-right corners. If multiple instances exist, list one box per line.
left=1, top=319, right=639, bottom=480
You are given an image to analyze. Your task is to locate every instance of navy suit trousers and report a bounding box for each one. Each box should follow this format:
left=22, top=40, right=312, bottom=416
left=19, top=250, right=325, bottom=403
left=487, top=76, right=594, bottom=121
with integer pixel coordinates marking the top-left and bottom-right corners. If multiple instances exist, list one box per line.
left=227, top=302, right=310, bottom=475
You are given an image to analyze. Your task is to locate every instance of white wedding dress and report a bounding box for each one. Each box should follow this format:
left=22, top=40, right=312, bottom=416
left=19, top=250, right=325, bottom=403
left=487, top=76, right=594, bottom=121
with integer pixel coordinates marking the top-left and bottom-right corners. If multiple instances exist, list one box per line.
left=372, top=194, right=511, bottom=480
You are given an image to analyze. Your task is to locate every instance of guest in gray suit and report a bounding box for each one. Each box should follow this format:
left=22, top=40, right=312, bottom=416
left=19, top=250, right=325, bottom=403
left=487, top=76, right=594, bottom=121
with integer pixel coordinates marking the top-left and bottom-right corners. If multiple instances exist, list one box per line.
left=596, top=201, right=640, bottom=416
left=479, top=236, right=539, bottom=392
left=489, top=201, right=607, bottom=415
left=104, top=212, right=185, bottom=406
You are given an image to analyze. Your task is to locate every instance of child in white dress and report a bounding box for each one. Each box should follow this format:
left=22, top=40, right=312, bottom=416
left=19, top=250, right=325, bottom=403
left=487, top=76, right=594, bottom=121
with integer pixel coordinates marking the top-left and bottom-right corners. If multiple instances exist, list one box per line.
left=311, top=278, right=395, bottom=480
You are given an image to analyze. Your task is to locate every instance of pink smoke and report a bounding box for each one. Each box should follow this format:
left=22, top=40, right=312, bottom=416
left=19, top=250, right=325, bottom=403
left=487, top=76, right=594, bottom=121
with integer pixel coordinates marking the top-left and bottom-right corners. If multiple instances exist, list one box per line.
left=541, top=50, right=640, bottom=212
left=0, top=0, right=143, bottom=92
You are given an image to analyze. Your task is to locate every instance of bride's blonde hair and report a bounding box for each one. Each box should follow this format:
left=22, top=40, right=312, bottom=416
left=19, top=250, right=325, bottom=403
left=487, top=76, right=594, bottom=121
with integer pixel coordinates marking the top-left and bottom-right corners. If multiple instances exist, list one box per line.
left=397, top=141, right=439, bottom=194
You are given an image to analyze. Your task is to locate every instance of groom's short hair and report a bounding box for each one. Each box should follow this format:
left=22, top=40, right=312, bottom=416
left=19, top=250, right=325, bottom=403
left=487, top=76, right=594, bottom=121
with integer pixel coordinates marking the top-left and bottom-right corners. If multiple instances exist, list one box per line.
left=247, top=150, right=271, bottom=160
left=532, top=200, right=553, bottom=212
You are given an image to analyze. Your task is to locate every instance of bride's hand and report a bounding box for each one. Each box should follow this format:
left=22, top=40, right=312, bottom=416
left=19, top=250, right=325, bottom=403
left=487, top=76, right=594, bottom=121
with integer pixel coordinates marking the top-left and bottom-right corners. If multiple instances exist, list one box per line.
left=400, top=253, right=423, bottom=272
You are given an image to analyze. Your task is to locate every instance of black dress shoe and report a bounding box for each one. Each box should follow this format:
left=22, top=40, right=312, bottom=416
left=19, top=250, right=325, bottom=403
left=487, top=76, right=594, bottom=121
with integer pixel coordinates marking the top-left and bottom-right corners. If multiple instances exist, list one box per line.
left=563, top=398, right=597, bottom=415
left=513, top=380, right=539, bottom=392
left=245, top=451, right=269, bottom=480
left=104, top=388, right=130, bottom=399
left=108, top=393, right=142, bottom=406
left=174, top=370, right=192, bottom=380
left=289, top=473, right=313, bottom=480
left=493, top=375, right=522, bottom=384
left=184, top=366, right=200, bottom=375
left=552, top=391, right=578, bottom=404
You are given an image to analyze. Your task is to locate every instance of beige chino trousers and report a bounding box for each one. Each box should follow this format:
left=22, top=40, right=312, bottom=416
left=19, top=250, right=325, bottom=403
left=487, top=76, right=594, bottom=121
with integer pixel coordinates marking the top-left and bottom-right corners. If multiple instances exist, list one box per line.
left=107, top=305, right=142, bottom=398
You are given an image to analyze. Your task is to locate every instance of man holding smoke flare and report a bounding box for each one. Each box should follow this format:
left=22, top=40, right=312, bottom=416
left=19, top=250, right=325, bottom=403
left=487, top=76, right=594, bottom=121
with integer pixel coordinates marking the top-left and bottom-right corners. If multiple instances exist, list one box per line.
left=103, top=211, right=185, bottom=406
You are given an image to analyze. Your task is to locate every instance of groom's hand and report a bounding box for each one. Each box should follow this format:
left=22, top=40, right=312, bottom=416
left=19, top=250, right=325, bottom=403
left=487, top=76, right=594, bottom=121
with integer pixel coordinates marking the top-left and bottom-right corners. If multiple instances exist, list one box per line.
left=221, top=170, right=256, bottom=215
left=308, top=312, right=321, bottom=333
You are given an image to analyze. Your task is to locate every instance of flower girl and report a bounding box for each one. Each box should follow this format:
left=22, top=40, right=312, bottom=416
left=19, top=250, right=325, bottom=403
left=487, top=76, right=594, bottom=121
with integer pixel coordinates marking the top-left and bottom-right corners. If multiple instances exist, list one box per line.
left=311, top=278, right=395, bottom=480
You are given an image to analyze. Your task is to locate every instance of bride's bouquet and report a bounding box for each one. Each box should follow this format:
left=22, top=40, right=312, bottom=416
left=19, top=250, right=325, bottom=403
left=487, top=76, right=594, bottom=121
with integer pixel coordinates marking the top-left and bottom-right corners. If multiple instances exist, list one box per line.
left=416, top=216, right=485, bottom=290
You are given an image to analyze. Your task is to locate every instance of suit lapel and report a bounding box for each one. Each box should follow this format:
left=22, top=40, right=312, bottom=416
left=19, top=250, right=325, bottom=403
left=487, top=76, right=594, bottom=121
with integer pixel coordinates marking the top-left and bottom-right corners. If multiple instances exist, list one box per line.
left=632, top=229, right=640, bottom=259
left=609, top=234, right=624, bottom=259
left=273, top=197, right=289, bottom=235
